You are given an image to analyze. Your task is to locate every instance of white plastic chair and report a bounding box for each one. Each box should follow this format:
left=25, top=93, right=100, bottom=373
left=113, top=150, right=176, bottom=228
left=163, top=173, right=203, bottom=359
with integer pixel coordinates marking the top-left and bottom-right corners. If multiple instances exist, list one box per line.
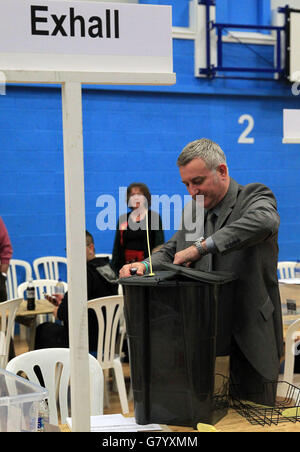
left=0, top=298, right=23, bottom=368
left=277, top=261, right=297, bottom=279
left=6, top=260, right=33, bottom=341
left=282, top=319, right=300, bottom=388
left=6, top=348, right=104, bottom=425
left=6, top=259, right=33, bottom=300
left=33, top=256, right=67, bottom=281
left=88, top=295, right=129, bottom=414
left=95, top=253, right=112, bottom=259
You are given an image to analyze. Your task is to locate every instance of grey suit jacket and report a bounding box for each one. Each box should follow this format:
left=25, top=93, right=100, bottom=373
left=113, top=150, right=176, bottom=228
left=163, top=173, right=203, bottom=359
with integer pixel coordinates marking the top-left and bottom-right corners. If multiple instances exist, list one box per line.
left=150, top=178, right=284, bottom=381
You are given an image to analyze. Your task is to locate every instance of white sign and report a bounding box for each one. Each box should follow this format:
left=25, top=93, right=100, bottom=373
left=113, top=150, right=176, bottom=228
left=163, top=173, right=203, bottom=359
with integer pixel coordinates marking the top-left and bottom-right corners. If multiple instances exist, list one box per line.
left=289, top=12, right=300, bottom=82
left=0, top=0, right=173, bottom=74
left=283, top=109, right=300, bottom=143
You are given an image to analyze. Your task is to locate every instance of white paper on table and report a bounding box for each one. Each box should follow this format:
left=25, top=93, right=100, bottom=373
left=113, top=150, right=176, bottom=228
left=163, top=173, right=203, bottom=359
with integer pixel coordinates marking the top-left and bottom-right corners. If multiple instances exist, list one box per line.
left=66, top=414, right=162, bottom=432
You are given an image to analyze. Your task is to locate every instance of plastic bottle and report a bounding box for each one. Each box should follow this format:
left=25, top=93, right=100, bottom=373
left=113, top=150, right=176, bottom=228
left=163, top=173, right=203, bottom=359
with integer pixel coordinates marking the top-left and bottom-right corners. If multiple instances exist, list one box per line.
left=28, top=401, right=39, bottom=432
left=295, top=260, right=300, bottom=279
left=54, top=278, right=65, bottom=296
left=26, top=278, right=35, bottom=311
left=37, top=399, right=49, bottom=432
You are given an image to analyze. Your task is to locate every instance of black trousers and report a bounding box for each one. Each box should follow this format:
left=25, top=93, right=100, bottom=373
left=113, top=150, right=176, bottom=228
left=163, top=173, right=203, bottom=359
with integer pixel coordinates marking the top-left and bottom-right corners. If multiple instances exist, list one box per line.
left=0, top=273, right=7, bottom=302
left=34, top=322, right=69, bottom=350
left=0, top=274, right=15, bottom=360
left=230, top=339, right=278, bottom=406
left=295, top=359, right=300, bottom=373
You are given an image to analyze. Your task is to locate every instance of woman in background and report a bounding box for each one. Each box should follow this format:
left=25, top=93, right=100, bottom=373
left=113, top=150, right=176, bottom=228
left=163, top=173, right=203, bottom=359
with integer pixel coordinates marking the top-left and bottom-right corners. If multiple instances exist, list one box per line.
left=111, top=183, right=164, bottom=275
left=0, top=216, right=12, bottom=302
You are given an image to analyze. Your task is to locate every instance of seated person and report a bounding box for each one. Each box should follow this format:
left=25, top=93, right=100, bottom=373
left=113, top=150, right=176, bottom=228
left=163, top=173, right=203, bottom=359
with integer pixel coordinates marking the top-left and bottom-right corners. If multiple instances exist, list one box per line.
left=35, top=230, right=118, bottom=352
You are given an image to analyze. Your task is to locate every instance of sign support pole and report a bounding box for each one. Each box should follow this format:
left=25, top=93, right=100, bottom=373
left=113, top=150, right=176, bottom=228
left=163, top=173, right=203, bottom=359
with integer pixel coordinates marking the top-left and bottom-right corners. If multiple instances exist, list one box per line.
left=61, top=81, right=90, bottom=432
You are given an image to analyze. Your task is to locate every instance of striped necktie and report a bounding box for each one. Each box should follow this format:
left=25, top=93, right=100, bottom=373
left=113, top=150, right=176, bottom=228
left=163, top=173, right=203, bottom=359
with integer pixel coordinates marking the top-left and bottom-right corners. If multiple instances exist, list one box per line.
left=205, top=211, right=217, bottom=238
left=202, top=211, right=217, bottom=271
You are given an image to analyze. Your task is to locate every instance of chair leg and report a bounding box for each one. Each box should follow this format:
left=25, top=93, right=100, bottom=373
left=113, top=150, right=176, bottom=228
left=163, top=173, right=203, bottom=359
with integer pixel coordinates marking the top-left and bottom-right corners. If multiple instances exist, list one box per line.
left=112, top=367, right=133, bottom=402
left=128, top=383, right=133, bottom=402
left=113, top=358, right=129, bottom=414
left=55, top=362, right=63, bottom=402
left=20, top=325, right=27, bottom=341
left=103, top=369, right=110, bottom=409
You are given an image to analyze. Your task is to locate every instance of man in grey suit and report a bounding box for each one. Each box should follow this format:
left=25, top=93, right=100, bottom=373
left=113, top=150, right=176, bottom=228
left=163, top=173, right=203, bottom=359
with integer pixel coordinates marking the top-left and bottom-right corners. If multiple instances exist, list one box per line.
left=120, top=138, right=284, bottom=402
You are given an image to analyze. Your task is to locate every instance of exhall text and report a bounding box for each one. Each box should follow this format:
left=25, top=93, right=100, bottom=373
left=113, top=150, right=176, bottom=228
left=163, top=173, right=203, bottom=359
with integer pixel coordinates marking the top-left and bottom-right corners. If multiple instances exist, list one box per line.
left=31, top=5, right=120, bottom=38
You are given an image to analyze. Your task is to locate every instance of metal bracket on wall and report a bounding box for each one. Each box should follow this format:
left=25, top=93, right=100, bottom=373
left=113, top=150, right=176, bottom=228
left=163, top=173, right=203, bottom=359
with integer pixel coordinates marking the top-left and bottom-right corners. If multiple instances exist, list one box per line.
left=278, top=5, right=300, bottom=82
left=198, top=0, right=286, bottom=80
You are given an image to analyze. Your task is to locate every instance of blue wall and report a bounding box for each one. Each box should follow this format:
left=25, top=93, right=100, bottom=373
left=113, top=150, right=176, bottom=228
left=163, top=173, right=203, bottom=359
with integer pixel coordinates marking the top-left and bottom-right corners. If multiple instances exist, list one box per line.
left=0, top=0, right=299, bottom=270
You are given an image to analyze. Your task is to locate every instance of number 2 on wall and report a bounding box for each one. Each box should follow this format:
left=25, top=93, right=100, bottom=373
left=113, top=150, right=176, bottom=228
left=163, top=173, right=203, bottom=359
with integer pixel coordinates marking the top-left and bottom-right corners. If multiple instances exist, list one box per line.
left=238, top=114, right=255, bottom=144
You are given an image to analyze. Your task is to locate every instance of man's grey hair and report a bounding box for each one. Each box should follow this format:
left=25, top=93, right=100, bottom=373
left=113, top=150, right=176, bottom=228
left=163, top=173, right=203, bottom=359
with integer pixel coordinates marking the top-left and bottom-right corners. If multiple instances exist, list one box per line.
left=177, top=138, right=227, bottom=170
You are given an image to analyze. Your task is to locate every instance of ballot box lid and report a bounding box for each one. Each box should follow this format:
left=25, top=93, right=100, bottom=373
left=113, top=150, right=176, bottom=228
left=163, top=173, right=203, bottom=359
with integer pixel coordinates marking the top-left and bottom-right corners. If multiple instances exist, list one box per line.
left=161, top=263, right=236, bottom=284
left=119, top=270, right=177, bottom=286
left=119, top=264, right=236, bottom=286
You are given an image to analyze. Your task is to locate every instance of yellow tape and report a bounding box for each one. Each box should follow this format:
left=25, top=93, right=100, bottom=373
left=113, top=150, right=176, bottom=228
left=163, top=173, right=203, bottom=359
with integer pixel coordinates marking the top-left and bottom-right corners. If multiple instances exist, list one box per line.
left=145, top=210, right=155, bottom=276
left=197, top=422, right=219, bottom=432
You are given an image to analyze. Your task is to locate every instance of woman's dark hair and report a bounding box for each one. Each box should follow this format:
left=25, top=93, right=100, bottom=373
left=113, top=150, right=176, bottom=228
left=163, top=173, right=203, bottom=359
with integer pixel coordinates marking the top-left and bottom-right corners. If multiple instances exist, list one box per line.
left=126, top=183, right=151, bottom=207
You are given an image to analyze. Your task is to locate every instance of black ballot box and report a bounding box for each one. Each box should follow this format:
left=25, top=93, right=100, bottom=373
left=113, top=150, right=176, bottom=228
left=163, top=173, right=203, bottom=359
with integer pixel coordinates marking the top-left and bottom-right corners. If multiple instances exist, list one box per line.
left=120, top=264, right=237, bottom=428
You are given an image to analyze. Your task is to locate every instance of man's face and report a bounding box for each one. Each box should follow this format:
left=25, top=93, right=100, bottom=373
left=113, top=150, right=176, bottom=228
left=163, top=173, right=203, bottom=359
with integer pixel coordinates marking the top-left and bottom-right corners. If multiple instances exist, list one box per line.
left=179, top=158, right=229, bottom=210
left=86, top=242, right=95, bottom=261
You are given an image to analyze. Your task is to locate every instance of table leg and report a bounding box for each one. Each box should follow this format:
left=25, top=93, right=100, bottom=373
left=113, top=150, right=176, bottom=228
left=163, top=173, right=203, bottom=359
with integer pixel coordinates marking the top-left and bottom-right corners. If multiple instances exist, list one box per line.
left=27, top=320, right=36, bottom=351
left=16, top=316, right=36, bottom=351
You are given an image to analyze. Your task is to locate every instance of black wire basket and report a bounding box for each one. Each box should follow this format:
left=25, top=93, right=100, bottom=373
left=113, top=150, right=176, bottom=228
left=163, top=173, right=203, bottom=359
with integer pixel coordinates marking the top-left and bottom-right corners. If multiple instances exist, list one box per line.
left=230, top=380, right=300, bottom=426
left=214, top=373, right=230, bottom=409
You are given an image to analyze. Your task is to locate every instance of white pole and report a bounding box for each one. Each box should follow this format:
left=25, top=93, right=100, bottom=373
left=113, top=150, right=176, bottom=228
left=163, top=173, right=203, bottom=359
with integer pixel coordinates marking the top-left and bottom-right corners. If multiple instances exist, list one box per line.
left=61, top=81, right=91, bottom=432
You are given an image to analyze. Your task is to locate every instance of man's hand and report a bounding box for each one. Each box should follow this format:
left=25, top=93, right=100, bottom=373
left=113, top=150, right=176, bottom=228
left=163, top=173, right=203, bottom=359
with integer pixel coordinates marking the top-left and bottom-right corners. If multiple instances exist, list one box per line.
left=119, top=262, right=146, bottom=278
left=51, top=294, right=63, bottom=319
left=53, top=293, right=63, bottom=305
left=173, top=245, right=201, bottom=267
left=0, top=263, right=9, bottom=274
left=45, top=293, right=63, bottom=307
